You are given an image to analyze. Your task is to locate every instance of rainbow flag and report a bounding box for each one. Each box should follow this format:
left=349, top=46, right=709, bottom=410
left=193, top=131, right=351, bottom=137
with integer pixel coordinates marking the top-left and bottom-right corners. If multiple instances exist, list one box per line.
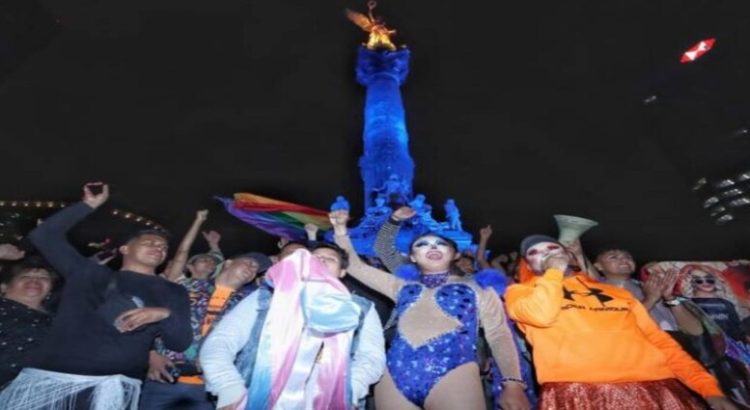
left=218, top=193, right=332, bottom=240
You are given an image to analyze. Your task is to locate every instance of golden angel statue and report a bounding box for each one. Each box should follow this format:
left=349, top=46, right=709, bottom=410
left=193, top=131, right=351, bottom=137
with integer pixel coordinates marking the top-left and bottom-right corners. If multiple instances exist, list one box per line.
left=345, top=1, right=397, bottom=51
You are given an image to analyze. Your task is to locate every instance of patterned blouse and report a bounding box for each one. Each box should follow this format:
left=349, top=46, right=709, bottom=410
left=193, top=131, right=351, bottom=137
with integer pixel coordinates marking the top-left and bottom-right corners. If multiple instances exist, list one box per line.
left=158, top=278, right=253, bottom=364
left=0, top=297, right=53, bottom=387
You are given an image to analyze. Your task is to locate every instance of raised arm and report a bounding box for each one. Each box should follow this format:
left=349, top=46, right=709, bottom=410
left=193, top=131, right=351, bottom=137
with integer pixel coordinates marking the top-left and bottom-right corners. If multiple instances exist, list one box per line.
left=28, top=183, right=109, bottom=279
left=476, top=225, right=492, bottom=270
left=330, top=210, right=403, bottom=301
left=374, top=206, right=414, bottom=273
left=164, top=210, right=209, bottom=282
left=304, top=223, right=319, bottom=242
left=202, top=230, right=224, bottom=259
left=490, top=254, right=509, bottom=272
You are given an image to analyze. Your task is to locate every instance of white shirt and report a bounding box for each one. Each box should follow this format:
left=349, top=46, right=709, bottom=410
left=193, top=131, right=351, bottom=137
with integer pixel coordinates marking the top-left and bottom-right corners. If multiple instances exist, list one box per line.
left=200, top=290, right=386, bottom=408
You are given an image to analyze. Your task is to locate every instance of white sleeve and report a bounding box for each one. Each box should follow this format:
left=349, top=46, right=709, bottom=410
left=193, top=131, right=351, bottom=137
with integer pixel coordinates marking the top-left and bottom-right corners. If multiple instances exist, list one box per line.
left=349, top=305, right=386, bottom=405
left=199, top=291, right=259, bottom=408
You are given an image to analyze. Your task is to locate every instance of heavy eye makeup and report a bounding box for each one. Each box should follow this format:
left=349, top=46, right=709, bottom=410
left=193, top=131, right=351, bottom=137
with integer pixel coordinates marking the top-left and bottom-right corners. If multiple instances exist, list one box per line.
left=526, top=244, right=561, bottom=257
left=413, top=239, right=449, bottom=248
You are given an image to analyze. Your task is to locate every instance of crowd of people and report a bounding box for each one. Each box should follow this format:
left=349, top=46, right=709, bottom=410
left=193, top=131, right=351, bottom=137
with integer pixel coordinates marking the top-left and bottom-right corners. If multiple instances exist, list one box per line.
left=0, top=182, right=748, bottom=410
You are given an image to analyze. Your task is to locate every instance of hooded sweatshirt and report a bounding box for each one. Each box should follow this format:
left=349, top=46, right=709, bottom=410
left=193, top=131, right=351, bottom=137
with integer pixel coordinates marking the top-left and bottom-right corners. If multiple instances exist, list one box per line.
left=505, top=269, right=722, bottom=398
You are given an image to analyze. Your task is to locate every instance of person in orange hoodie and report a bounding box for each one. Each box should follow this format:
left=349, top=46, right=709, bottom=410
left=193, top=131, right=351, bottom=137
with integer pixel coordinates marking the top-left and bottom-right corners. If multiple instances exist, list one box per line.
left=505, top=234, right=737, bottom=410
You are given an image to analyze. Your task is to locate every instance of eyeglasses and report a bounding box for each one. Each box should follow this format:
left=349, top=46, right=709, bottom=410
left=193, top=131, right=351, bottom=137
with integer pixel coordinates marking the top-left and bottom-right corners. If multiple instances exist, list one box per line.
left=692, top=278, right=715, bottom=285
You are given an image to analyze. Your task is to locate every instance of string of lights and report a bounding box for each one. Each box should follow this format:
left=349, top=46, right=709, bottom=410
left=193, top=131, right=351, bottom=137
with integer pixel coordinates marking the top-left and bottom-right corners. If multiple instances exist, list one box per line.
left=0, top=200, right=165, bottom=231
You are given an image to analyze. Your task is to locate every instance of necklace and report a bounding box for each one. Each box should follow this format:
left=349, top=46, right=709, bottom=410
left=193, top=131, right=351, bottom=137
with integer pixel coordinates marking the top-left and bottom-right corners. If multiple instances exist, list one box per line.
left=421, top=272, right=450, bottom=288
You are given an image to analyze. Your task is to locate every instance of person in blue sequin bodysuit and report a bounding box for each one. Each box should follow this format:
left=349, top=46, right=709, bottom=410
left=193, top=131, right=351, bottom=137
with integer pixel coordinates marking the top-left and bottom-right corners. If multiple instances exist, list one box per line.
left=330, top=210, right=529, bottom=410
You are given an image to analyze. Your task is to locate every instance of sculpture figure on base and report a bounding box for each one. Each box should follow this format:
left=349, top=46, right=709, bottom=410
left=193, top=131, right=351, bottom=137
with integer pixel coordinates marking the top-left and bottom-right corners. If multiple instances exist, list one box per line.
left=360, top=195, right=393, bottom=230
left=331, top=195, right=351, bottom=212
left=408, top=194, right=427, bottom=212
left=345, top=1, right=398, bottom=51
left=376, top=174, right=409, bottom=206
left=444, top=199, right=463, bottom=231
left=331, top=4, right=473, bottom=256
left=366, top=195, right=391, bottom=218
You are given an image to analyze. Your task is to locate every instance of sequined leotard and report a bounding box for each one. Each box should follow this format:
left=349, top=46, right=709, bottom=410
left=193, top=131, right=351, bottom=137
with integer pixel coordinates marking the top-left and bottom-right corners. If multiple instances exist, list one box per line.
left=389, top=280, right=481, bottom=405
left=335, top=233, right=523, bottom=407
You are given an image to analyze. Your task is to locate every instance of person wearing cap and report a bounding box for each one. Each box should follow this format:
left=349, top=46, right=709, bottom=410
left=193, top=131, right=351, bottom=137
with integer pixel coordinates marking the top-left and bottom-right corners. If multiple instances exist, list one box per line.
left=141, top=251, right=271, bottom=410
left=186, top=252, right=224, bottom=280
left=504, top=235, right=737, bottom=410
left=162, top=210, right=225, bottom=285
left=235, top=251, right=276, bottom=292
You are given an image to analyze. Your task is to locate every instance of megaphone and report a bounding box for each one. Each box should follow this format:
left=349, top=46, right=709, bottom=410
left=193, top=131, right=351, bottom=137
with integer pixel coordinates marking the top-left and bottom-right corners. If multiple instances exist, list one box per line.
left=554, top=214, right=598, bottom=245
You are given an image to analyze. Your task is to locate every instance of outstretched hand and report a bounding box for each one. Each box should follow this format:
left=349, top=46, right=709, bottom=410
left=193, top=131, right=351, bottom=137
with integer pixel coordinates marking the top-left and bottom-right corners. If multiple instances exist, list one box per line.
left=392, top=206, right=416, bottom=221
left=196, top=209, right=209, bottom=222
left=82, top=182, right=109, bottom=209
left=0, top=243, right=25, bottom=261
left=304, top=223, right=319, bottom=241
left=202, top=230, right=221, bottom=245
left=329, top=210, right=350, bottom=235
left=479, top=225, right=493, bottom=240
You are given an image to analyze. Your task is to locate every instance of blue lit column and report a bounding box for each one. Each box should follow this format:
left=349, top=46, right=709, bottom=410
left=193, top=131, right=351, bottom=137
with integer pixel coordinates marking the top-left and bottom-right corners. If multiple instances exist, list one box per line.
left=356, top=46, right=414, bottom=207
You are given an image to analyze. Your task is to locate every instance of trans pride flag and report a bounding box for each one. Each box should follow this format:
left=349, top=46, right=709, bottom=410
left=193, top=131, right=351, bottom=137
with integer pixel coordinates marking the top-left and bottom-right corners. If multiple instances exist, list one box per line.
left=218, top=193, right=331, bottom=240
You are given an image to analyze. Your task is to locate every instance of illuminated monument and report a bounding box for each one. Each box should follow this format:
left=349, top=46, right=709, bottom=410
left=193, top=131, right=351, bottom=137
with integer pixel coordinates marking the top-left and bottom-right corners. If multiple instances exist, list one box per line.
left=326, top=2, right=472, bottom=256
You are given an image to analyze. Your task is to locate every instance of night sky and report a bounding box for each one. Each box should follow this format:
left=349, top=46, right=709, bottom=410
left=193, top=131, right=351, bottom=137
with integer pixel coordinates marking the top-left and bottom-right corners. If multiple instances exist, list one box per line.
left=1, top=0, right=750, bottom=263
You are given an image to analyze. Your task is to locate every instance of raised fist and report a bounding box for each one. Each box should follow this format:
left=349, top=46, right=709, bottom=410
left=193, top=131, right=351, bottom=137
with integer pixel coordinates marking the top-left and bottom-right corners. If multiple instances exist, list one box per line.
left=82, top=182, right=109, bottom=209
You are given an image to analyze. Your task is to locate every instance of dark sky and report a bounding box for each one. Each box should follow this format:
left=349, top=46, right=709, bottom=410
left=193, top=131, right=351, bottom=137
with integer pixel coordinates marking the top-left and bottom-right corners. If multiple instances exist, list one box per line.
left=1, top=0, right=750, bottom=262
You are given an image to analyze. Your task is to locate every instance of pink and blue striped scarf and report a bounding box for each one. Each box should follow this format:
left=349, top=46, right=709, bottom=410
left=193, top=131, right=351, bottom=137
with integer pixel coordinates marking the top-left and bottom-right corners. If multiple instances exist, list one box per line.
left=243, top=250, right=361, bottom=410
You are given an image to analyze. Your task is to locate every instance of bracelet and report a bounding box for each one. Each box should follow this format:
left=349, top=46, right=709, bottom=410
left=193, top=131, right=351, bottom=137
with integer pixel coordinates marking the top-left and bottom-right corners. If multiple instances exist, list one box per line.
left=500, top=377, right=527, bottom=389
left=663, top=297, right=682, bottom=307
left=386, top=217, right=403, bottom=225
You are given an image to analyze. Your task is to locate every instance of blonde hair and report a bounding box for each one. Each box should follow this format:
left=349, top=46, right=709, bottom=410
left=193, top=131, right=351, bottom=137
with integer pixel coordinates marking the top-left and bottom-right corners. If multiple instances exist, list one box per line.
left=679, top=264, right=739, bottom=309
